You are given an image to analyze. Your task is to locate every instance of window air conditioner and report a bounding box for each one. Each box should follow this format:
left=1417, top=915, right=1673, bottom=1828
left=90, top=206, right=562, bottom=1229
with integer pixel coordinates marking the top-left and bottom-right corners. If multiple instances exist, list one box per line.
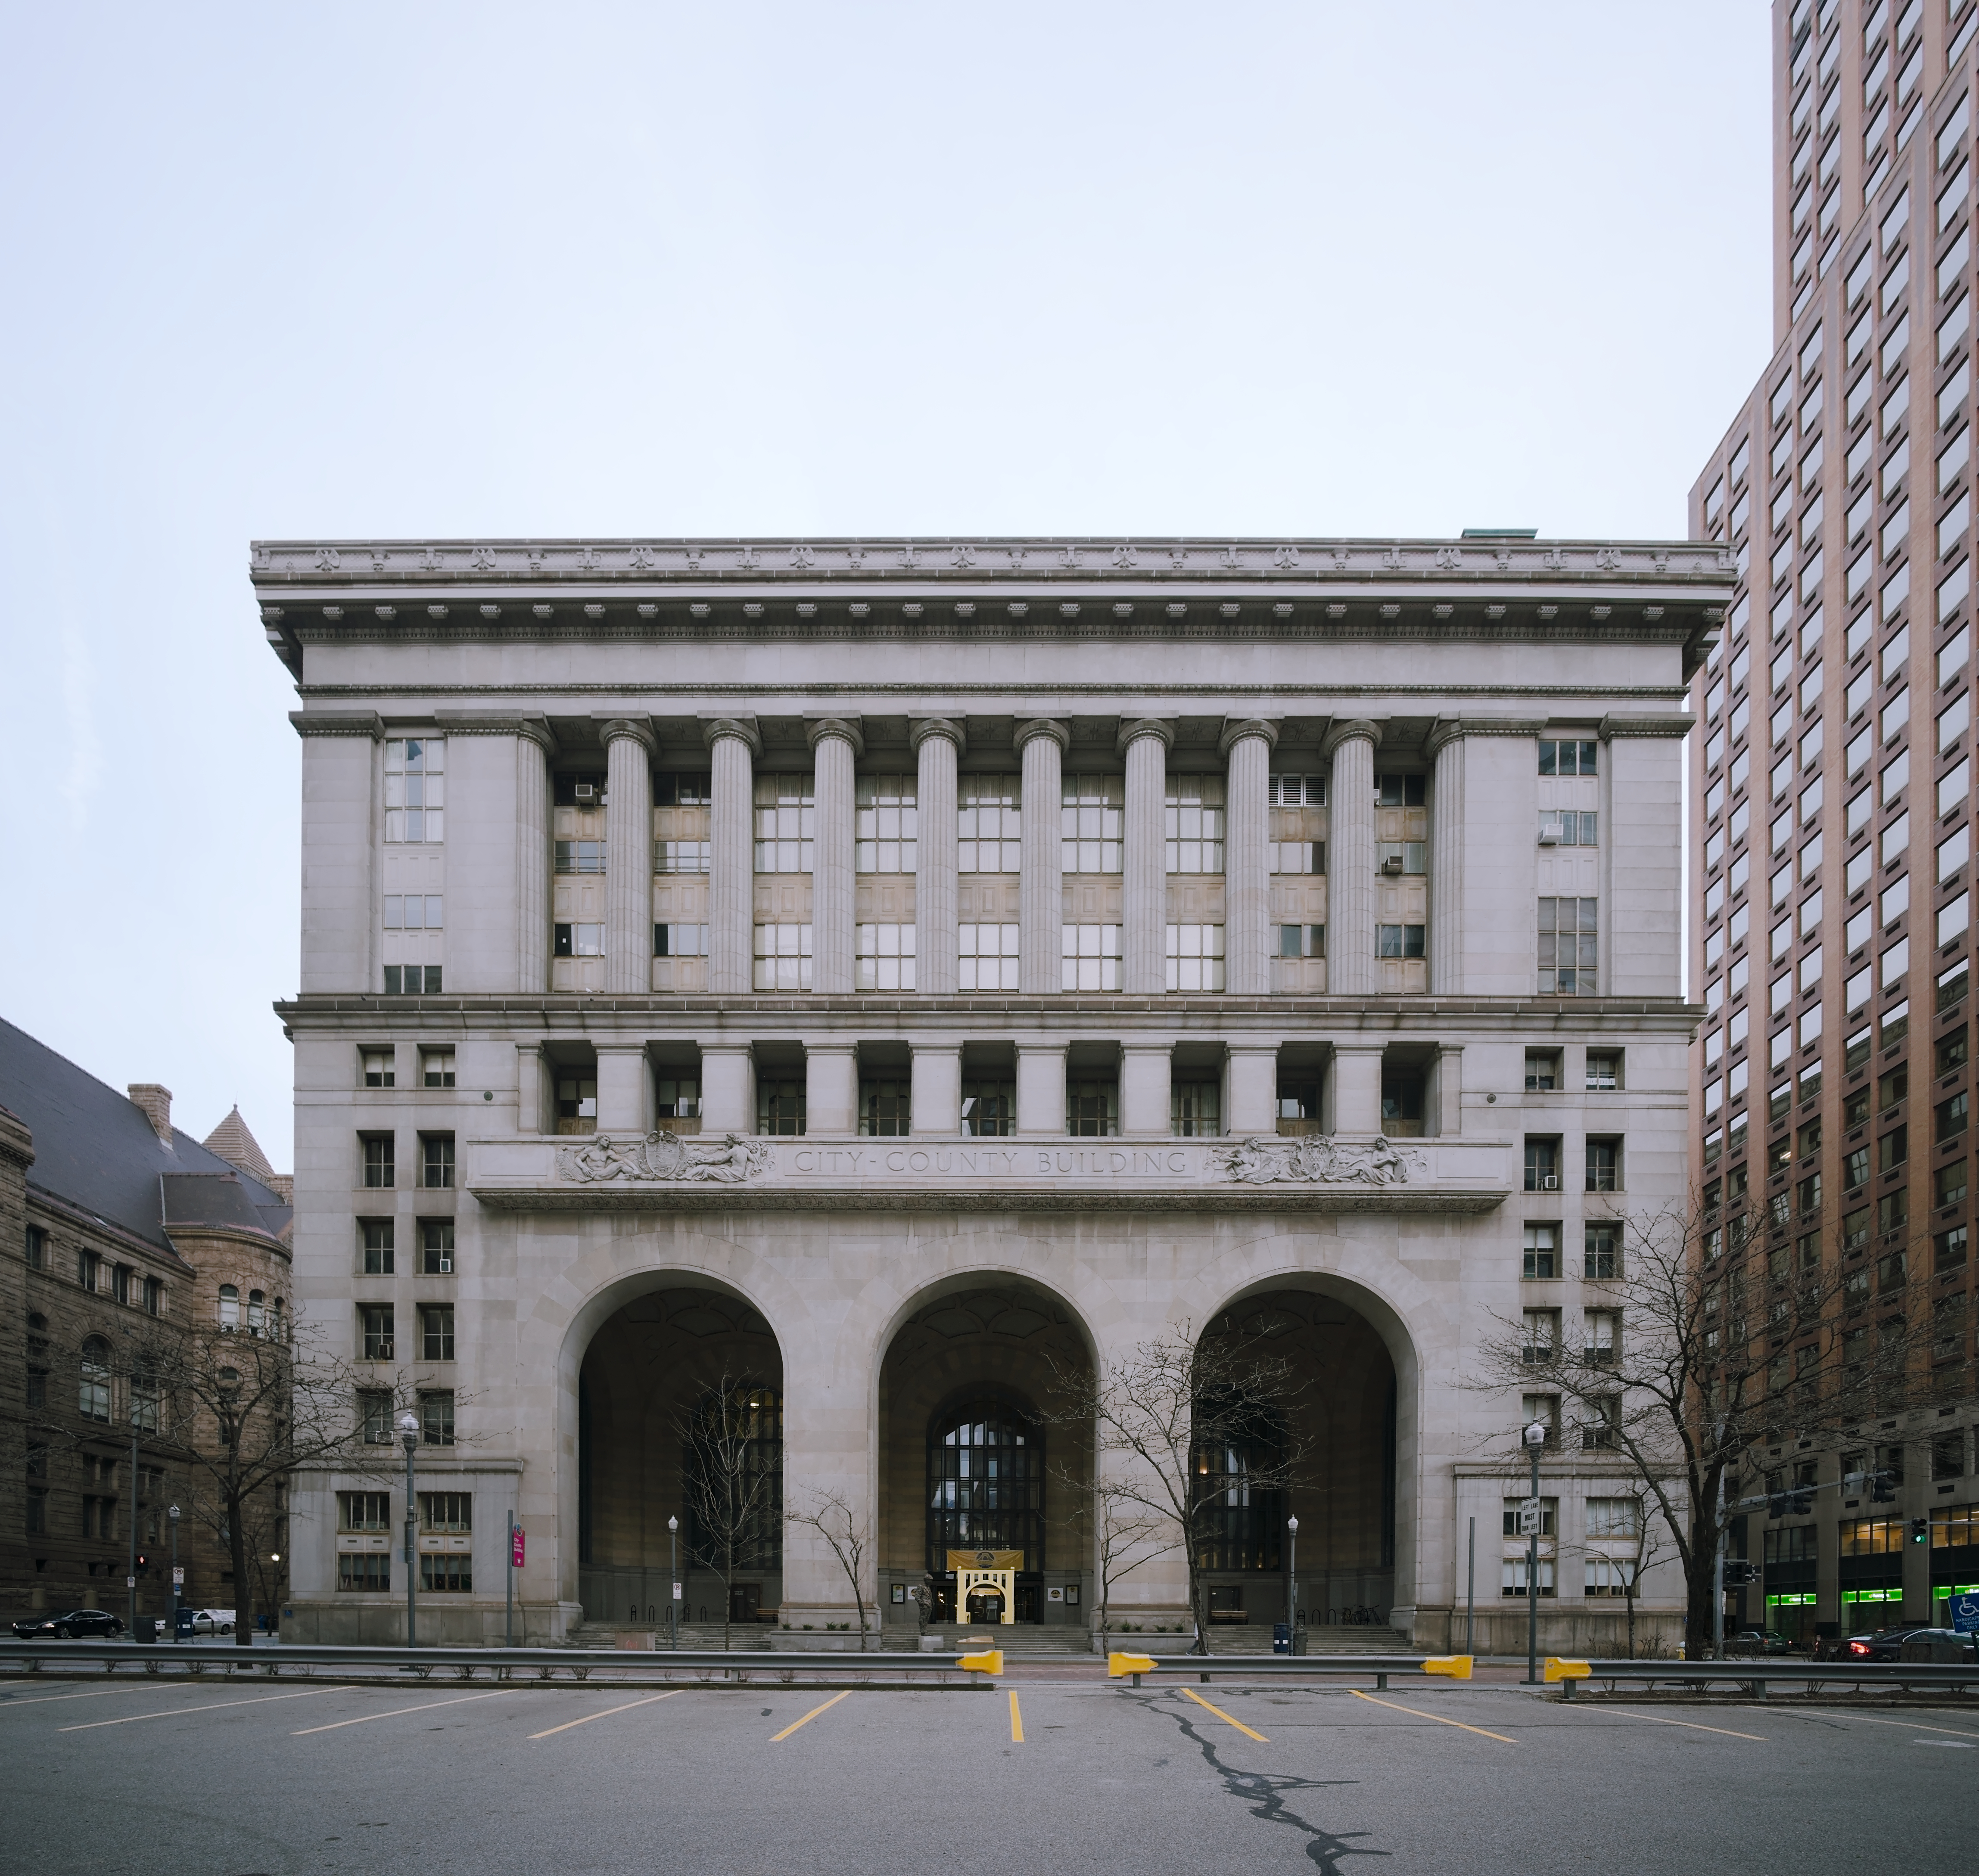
left=439, top=1258, right=453, bottom=1273
left=1541, top=1175, right=1560, bottom=1190
left=1537, top=831, right=1560, bottom=846
left=374, top=1342, right=393, bottom=1360
left=574, top=781, right=597, bottom=801
left=1380, top=854, right=1404, bottom=873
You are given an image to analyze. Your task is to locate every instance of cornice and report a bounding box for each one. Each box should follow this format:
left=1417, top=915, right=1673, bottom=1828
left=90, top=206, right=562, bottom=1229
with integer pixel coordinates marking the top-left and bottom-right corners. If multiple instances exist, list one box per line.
left=432, top=709, right=557, bottom=756
left=1600, top=711, right=1698, bottom=739
left=288, top=709, right=383, bottom=740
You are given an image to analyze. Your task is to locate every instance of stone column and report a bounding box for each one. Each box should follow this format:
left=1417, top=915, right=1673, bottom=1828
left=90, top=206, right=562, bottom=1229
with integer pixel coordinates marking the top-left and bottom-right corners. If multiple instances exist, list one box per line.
left=1432, top=1044, right=1464, bottom=1137
left=1427, top=720, right=1466, bottom=997
left=911, top=718, right=965, bottom=996
left=1331, top=1043, right=1385, bottom=1137
left=700, top=1046, right=756, bottom=1132
left=910, top=1044, right=962, bottom=1135
left=702, top=717, right=761, bottom=997
left=808, top=716, right=863, bottom=996
left=516, top=723, right=554, bottom=993
left=434, top=710, right=556, bottom=994
left=1016, top=719, right=1070, bottom=995
left=597, top=717, right=656, bottom=995
left=515, top=1043, right=544, bottom=1134
left=1015, top=1041, right=1068, bottom=1137
left=595, top=1045, right=650, bottom=1135
left=1220, top=719, right=1278, bottom=997
left=1119, top=1044, right=1172, bottom=1137
left=1226, top=1044, right=1279, bottom=1136
left=1322, top=720, right=1382, bottom=996
left=1119, top=720, right=1173, bottom=997
left=806, top=1045, right=859, bottom=1134
left=291, top=710, right=383, bottom=994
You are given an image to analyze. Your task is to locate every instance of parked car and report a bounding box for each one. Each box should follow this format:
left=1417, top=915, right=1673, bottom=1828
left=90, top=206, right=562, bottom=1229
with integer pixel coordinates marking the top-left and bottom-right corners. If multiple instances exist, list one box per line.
left=190, top=1609, right=235, bottom=1634
left=1724, top=1627, right=1796, bottom=1655
left=1840, top=1625, right=1966, bottom=1661
left=11, top=1609, right=126, bottom=1640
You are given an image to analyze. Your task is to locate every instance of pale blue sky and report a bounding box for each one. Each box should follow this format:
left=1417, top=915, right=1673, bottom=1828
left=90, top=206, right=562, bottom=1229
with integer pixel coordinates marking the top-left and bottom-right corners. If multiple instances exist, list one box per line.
left=0, top=2, right=1771, bottom=1168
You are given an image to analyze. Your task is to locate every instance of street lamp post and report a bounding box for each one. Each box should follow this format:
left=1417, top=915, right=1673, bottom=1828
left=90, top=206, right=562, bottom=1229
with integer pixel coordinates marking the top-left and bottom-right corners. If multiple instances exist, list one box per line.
left=168, top=1504, right=180, bottom=1643
left=1522, top=1419, right=1548, bottom=1685
left=397, top=1410, right=420, bottom=1648
left=667, top=1516, right=679, bottom=1650
left=1285, top=1516, right=1299, bottom=1653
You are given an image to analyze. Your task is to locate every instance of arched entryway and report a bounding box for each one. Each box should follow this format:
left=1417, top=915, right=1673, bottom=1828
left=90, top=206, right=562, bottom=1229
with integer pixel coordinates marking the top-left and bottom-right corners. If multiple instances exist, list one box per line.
left=577, top=1283, right=784, bottom=1632
left=927, top=1395, right=1046, bottom=1622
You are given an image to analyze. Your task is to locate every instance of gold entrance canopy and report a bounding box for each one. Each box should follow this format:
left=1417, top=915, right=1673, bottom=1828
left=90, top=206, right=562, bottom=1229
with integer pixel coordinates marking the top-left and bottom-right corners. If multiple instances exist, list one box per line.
left=948, top=1549, right=1022, bottom=1627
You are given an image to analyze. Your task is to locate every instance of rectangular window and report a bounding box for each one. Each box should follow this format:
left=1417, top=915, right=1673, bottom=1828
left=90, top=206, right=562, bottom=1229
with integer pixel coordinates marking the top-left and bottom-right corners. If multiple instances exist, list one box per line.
left=1584, top=1309, right=1619, bottom=1366
left=756, top=1080, right=806, bottom=1137
left=420, top=1134, right=454, bottom=1190
left=1584, top=1557, right=1638, bottom=1597
left=419, top=1048, right=455, bottom=1090
left=653, top=839, right=711, bottom=874
left=1522, top=1224, right=1559, bottom=1280
left=142, top=1276, right=161, bottom=1316
left=339, top=1554, right=391, bottom=1593
left=959, top=923, right=1020, bottom=990
left=1584, top=1223, right=1621, bottom=1280
left=1171, top=1081, right=1221, bottom=1138
left=382, top=895, right=443, bottom=930
left=855, top=776, right=917, bottom=873
left=420, top=1490, right=472, bottom=1534
left=1067, top=1079, right=1118, bottom=1137
left=1521, top=1310, right=1558, bottom=1364
left=1061, top=774, right=1124, bottom=873
left=1586, top=1139, right=1621, bottom=1193
left=362, top=1047, right=395, bottom=1088
left=1503, top=1495, right=1557, bottom=1536
left=554, top=840, right=606, bottom=874
left=1062, top=923, right=1122, bottom=992
left=1538, top=739, right=1599, bottom=776
left=1524, top=1051, right=1560, bottom=1092
left=753, top=776, right=815, bottom=873
left=1277, top=924, right=1326, bottom=958
left=1268, top=773, right=1328, bottom=805
left=355, top=1389, right=393, bottom=1445
left=420, top=1305, right=454, bottom=1362
left=25, top=1224, right=47, bottom=1270
left=1164, top=776, right=1225, bottom=873
left=1165, top=924, right=1226, bottom=991
left=1524, top=1139, right=1561, bottom=1192
left=384, top=737, right=445, bottom=843
left=1376, top=924, right=1425, bottom=959
left=1537, top=811, right=1599, bottom=846
left=1538, top=897, right=1598, bottom=994
left=858, top=1081, right=911, bottom=1137
left=753, top=924, right=814, bottom=991
left=360, top=1219, right=395, bottom=1275
left=382, top=965, right=442, bottom=995
left=361, top=1305, right=395, bottom=1362
left=418, top=1219, right=454, bottom=1276
left=961, top=1081, right=1014, bottom=1137
left=653, top=923, right=709, bottom=957
left=1585, top=1052, right=1621, bottom=1091
left=1500, top=1558, right=1556, bottom=1597
left=1270, top=841, right=1326, bottom=874
left=1375, top=773, right=1426, bottom=807
left=361, top=1134, right=395, bottom=1189
left=554, top=922, right=604, bottom=958
left=420, top=1391, right=456, bottom=1446
left=655, top=1077, right=699, bottom=1121
left=958, top=775, right=1022, bottom=873
left=557, top=1074, right=597, bottom=1131
left=855, top=924, right=916, bottom=991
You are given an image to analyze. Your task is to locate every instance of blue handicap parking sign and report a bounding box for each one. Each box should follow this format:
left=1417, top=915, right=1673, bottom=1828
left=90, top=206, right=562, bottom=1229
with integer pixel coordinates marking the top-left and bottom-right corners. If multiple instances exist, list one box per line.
left=1951, top=1593, right=1979, bottom=1636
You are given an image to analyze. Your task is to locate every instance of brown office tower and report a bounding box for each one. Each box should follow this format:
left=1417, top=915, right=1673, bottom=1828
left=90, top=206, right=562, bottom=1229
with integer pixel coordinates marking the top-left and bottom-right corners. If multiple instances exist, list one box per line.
left=1691, top=0, right=1979, bottom=1647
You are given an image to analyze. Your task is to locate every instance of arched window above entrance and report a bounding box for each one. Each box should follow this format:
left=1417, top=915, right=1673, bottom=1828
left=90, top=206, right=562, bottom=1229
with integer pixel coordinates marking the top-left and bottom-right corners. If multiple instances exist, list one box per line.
left=681, top=1384, right=784, bottom=1574
left=926, top=1399, right=1043, bottom=1574
left=1192, top=1396, right=1288, bottom=1572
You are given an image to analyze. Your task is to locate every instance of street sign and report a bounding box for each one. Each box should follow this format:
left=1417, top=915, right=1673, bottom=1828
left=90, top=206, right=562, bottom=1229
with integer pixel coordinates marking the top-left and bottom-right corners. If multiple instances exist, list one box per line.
left=672, top=1583, right=683, bottom=1601
left=125, top=1575, right=136, bottom=1589
left=511, top=1528, right=525, bottom=1569
left=1518, top=1498, right=1543, bottom=1537
left=172, top=1566, right=185, bottom=1586
left=1951, top=1593, right=1979, bottom=1636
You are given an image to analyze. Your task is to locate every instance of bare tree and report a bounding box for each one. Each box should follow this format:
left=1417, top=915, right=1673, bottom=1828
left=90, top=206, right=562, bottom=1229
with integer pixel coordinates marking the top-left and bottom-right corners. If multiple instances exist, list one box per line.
left=673, top=1366, right=781, bottom=1651
left=1063, top=1467, right=1173, bottom=1643
left=1045, top=1318, right=1304, bottom=1655
left=1470, top=1197, right=1958, bottom=1656
left=787, top=1487, right=871, bottom=1649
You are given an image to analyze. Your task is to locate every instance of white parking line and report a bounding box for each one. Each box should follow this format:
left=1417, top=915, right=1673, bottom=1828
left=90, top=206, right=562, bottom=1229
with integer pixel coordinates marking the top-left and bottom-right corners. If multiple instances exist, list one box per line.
left=294, top=1691, right=508, bottom=1736
left=1775, top=1709, right=1979, bottom=1742
left=2, top=1685, right=209, bottom=1708
left=58, top=1687, right=339, bottom=1731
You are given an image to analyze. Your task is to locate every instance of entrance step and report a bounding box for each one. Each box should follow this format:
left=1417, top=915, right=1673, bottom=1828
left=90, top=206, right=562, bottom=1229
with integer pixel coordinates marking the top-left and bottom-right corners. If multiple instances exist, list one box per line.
left=909, top=1624, right=1093, bottom=1654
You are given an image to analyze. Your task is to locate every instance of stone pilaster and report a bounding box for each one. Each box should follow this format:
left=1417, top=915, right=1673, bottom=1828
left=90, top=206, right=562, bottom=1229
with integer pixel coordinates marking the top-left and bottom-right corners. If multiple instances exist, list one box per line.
left=1016, top=720, right=1070, bottom=996
left=1331, top=1042, right=1385, bottom=1136
left=702, top=717, right=761, bottom=996
left=1119, top=1043, right=1172, bottom=1137
left=1427, top=720, right=1466, bottom=997
left=806, top=1044, right=859, bottom=1133
left=597, top=717, right=656, bottom=995
left=1220, top=718, right=1278, bottom=997
left=911, top=718, right=965, bottom=996
left=1119, top=719, right=1173, bottom=997
left=808, top=717, right=864, bottom=996
left=1322, top=719, right=1382, bottom=996
left=1014, top=1040, right=1068, bottom=1137
left=595, top=1045, right=650, bottom=1135
left=516, top=723, right=554, bottom=994
left=289, top=711, right=383, bottom=995
left=1226, top=1044, right=1279, bottom=1135
left=910, top=1044, right=962, bottom=1135
left=700, top=1044, right=756, bottom=1132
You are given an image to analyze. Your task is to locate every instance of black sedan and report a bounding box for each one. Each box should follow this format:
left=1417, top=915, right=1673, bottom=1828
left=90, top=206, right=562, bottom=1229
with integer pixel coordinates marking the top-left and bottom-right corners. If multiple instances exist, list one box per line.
left=1841, top=1625, right=1966, bottom=1661
left=10, top=1609, right=126, bottom=1640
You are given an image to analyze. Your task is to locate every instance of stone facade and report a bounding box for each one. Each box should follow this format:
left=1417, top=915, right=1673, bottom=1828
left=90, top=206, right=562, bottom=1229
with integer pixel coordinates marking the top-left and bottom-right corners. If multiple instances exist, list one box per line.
left=260, top=535, right=1728, bottom=1650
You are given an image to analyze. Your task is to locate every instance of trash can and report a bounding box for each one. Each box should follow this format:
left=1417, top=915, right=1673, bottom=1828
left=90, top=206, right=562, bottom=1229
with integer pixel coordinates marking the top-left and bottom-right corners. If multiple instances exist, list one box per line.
left=1272, top=1623, right=1291, bottom=1655
left=134, top=1618, right=159, bottom=1644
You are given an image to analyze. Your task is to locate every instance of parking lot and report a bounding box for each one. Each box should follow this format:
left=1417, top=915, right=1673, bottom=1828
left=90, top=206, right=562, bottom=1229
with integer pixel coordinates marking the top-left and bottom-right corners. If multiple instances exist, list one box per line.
left=1, top=1666, right=1974, bottom=1875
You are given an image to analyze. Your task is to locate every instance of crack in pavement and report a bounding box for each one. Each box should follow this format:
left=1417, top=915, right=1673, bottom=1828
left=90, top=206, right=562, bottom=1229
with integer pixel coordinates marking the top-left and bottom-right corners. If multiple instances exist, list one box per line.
left=1151, top=1694, right=1383, bottom=1873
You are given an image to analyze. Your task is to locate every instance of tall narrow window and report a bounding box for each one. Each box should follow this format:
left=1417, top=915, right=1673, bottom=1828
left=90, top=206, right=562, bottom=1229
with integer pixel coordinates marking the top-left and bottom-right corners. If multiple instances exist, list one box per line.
left=958, top=776, right=1021, bottom=872
left=855, top=776, right=917, bottom=872
left=78, top=1338, right=111, bottom=1423
left=1538, top=897, right=1599, bottom=994
left=1171, top=1081, right=1221, bottom=1137
left=1164, top=776, right=1225, bottom=873
left=218, top=1284, right=240, bottom=1331
left=753, top=776, right=815, bottom=873
left=1061, top=775, right=1123, bottom=873
left=384, top=738, right=445, bottom=843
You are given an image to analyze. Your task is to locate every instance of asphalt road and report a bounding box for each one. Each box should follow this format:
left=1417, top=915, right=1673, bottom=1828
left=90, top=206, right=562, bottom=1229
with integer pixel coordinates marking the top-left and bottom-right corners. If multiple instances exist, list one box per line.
left=2, top=1669, right=1973, bottom=1875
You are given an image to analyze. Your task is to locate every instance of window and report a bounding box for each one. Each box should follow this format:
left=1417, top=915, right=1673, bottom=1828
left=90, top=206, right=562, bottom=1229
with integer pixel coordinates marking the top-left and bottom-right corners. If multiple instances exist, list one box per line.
left=753, top=924, right=813, bottom=991
left=383, top=894, right=442, bottom=932
left=357, top=1391, right=393, bottom=1444
left=1521, top=1310, right=1559, bottom=1364
left=958, top=776, right=1021, bottom=873
left=554, top=922, right=604, bottom=958
left=1269, top=773, right=1327, bottom=806
left=858, top=1081, right=910, bottom=1137
left=1165, top=776, right=1225, bottom=873
left=1061, top=774, right=1123, bottom=873
left=1375, top=773, right=1426, bottom=806
left=218, top=1283, right=240, bottom=1331
left=418, top=1219, right=454, bottom=1275
left=1586, top=1052, right=1621, bottom=1091
left=1537, top=811, right=1599, bottom=846
left=1503, top=1496, right=1557, bottom=1536
left=959, top=923, right=1019, bottom=990
left=1271, top=841, right=1326, bottom=874
left=1938, top=1224, right=1970, bottom=1272
left=362, top=1048, right=395, bottom=1089
left=420, top=1491, right=472, bottom=1532
left=1524, top=1051, right=1560, bottom=1091
left=1376, top=924, right=1425, bottom=958
left=1586, top=1139, right=1621, bottom=1193
left=1278, top=923, right=1325, bottom=959
left=655, top=1077, right=699, bottom=1122
left=961, top=1080, right=1014, bottom=1137
left=247, top=1289, right=266, bottom=1336
left=1938, top=1090, right=1970, bottom=1141
left=756, top=1080, right=806, bottom=1137
left=78, top=1338, right=110, bottom=1422
left=361, top=1305, right=395, bottom=1362
left=1581, top=1397, right=1622, bottom=1450
left=421, top=1048, right=455, bottom=1089
left=1171, top=1081, right=1220, bottom=1138
left=384, top=738, right=444, bottom=843
left=77, top=1249, right=100, bottom=1292
left=420, top=1305, right=454, bottom=1362
left=142, top=1276, right=161, bottom=1317
left=856, top=924, right=916, bottom=991
left=1538, top=897, right=1598, bottom=994
left=420, top=1391, right=456, bottom=1446
left=339, top=1554, right=391, bottom=1593
left=1166, top=925, right=1226, bottom=991
left=383, top=965, right=442, bottom=995
left=1539, top=739, right=1599, bottom=776
left=1062, top=923, right=1122, bottom=991
left=1523, top=1224, right=1559, bottom=1280
left=1586, top=1497, right=1641, bottom=1542
left=130, top=1368, right=159, bottom=1432
left=1585, top=1223, right=1621, bottom=1280
left=1584, top=1557, right=1638, bottom=1597
left=554, top=839, right=606, bottom=874
left=420, top=1134, right=454, bottom=1189
left=754, top=775, right=815, bottom=873
left=1067, top=1079, right=1118, bottom=1137
left=554, top=771, right=604, bottom=808
left=361, top=1223, right=396, bottom=1282
left=1501, top=1557, right=1556, bottom=1597
left=25, top=1224, right=46, bottom=1270
left=855, top=776, right=917, bottom=873
left=653, top=837, right=711, bottom=874
left=1584, top=1310, right=1619, bottom=1366
left=1524, top=1139, right=1561, bottom=1192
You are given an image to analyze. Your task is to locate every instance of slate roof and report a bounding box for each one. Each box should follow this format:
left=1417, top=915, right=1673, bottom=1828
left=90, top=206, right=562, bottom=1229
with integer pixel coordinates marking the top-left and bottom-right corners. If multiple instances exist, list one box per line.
left=0, top=1016, right=291, bottom=1252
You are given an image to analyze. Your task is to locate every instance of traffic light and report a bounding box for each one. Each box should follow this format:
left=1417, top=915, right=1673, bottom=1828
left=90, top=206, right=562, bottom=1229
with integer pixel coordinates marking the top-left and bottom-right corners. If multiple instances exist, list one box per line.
left=1911, top=1518, right=1929, bottom=1545
left=1768, top=1492, right=1789, bottom=1519
left=1724, top=1561, right=1759, bottom=1586
left=1788, top=1488, right=1815, bottom=1516
left=1869, top=1470, right=1897, bottom=1503
left=134, top=1554, right=147, bottom=1570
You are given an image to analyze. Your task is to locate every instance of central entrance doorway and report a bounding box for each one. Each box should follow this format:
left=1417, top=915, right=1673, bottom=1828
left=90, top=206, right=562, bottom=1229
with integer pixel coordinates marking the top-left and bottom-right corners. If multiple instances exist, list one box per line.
left=929, top=1401, right=1042, bottom=1622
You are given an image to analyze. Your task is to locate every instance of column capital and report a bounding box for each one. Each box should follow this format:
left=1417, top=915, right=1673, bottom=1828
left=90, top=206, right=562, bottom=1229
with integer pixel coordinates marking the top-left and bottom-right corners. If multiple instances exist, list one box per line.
left=1116, top=717, right=1176, bottom=758
left=1014, top=717, right=1071, bottom=753
left=435, top=708, right=558, bottom=755
left=805, top=714, right=865, bottom=757
left=909, top=716, right=968, bottom=755
left=1217, top=716, right=1280, bottom=757
left=592, top=713, right=656, bottom=755
left=1321, top=718, right=1384, bottom=759
left=700, top=714, right=762, bottom=757
left=1427, top=714, right=1548, bottom=755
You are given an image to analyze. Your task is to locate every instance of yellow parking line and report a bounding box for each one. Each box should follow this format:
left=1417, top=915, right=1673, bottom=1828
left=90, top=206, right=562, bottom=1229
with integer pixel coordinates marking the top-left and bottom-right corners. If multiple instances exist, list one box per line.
left=1009, top=1689, right=1024, bottom=1744
left=1604, top=1708, right=1766, bottom=1742
left=1180, top=1686, right=1269, bottom=1743
left=529, top=1691, right=682, bottom=1739
left=1349, top=1688, right=1515, bottom=1743
left=772, top=1688, right=851, bottom=1741
left=59, top=1687, right=338, bottom=1732
left=293, top=1691, right=507, bottom=1736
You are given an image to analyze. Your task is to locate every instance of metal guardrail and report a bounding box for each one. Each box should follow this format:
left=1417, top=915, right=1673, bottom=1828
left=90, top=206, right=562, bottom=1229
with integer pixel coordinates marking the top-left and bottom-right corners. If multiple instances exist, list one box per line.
left=0, top=1639, right=1003, bottom=1681
left=1547, top=1656, right=1979, bottom=1701
left=1107, top=1651, right=1472, bottom=1688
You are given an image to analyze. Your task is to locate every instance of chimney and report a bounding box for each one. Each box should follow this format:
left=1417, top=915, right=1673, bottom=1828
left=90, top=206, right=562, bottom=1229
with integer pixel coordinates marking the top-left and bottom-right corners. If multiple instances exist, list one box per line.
left=128, top=1084, right=174, bottom=1145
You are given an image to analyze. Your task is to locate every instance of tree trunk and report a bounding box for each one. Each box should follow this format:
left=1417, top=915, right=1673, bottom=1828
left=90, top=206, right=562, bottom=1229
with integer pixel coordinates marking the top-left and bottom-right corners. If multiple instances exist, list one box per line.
left=228, top=1494, right=253, bottom=1647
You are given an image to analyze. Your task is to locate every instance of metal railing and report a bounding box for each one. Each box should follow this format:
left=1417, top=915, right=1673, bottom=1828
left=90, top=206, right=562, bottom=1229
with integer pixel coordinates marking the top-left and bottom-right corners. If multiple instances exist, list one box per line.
left=1550, top=1657, right=1979, bottom=1701
left=1107, top=1651, right=1472, bottom=1688
left=0, top=1639, right=1002, bottom=1683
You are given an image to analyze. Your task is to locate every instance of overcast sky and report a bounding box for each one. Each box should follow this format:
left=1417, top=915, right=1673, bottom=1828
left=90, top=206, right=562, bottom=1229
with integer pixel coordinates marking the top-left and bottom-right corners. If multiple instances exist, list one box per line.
left=0, top=2, right=1771, bottom=1171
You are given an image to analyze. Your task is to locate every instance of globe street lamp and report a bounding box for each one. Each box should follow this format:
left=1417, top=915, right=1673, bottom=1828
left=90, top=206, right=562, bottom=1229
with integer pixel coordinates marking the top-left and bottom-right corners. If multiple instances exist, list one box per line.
left=167, top=1504, right=180, bottom=1643
left=397, top=1410, right=421, bottom=1648
left=1522, top=1418, right=1550, bottom=1685
left=667, top=1515, right=679, bottom=1650
left=1285, top=1516, right=1299, bottom=1653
